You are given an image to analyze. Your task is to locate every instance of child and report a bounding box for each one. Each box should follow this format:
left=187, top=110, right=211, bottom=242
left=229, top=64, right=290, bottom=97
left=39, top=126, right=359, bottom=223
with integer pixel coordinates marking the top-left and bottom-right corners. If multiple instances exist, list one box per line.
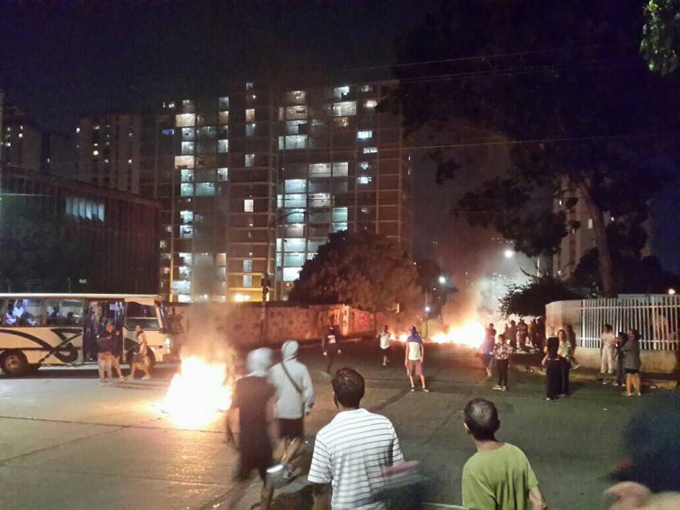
left=492, top=334, right=513, bottom=391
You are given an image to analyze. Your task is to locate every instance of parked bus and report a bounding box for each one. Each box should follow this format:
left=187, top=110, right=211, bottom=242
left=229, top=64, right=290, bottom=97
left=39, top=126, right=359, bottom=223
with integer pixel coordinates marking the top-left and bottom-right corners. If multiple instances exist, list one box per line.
left=0, top=294, right=174, bottom=376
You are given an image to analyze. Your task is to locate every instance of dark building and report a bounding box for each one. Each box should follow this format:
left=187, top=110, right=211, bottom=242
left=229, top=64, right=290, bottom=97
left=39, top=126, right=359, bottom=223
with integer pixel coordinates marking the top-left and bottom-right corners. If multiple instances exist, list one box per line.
left=0, top=165, right=160, bottom=293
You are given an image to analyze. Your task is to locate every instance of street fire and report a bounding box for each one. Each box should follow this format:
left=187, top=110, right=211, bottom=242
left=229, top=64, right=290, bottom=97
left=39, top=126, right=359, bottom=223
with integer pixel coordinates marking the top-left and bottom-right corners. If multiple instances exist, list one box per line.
left=431, top=321, right=485, bottom=349
left=163, top=356, right=232, bottom=428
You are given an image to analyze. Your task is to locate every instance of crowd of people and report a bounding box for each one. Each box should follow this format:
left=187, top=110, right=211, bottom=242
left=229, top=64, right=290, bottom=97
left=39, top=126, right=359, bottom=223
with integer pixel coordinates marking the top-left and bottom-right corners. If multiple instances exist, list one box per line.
left=223, top=326, right=680, bottom=510
left=95, top=322, right=152, bottom=384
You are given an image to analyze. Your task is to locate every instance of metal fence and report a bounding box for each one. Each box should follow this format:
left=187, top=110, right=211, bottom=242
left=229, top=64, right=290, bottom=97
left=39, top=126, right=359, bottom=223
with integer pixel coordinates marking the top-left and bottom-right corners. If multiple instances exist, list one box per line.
left=580, top=295, right=680, bottom=351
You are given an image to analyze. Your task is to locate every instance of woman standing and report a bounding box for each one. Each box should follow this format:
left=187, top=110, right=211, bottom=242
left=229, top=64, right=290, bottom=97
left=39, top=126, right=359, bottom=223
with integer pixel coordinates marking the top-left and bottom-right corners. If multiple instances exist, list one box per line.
left=615, top=331, right=627, bottom=387
left=622, top=328, right=642, bottom=397
left=492, top=333, right=513, bottom=391
left=405, top=326, right=428, bottom=392
left=542, top=336, right=562, bottom=401
left=128, top=325, right=152, bottom=380
left=557, top=329, right=572, bottom=396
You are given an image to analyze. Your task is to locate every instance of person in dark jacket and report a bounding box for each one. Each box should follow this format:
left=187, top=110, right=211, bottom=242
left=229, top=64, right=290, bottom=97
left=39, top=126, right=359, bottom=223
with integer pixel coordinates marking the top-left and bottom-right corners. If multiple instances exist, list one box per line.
left=322, top=325, right=342, bottom=374
left=542, top=336, right=562, bottom=401
left=96, top=322, right=115, bottom=384
left=615, top=331, right=627, bottom=387
left=623, top=328, right=642, bottom=397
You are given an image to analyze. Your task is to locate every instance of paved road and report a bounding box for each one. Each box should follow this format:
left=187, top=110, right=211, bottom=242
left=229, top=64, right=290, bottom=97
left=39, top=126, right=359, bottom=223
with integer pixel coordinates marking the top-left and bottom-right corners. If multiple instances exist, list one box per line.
left=0, top=342, right=651, bottom=509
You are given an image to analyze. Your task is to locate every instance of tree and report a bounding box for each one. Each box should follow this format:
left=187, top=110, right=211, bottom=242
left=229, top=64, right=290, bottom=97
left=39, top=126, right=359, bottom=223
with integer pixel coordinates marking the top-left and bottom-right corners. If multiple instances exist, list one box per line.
left=288, top=231, right=421, bottom=313
left=641, top=0, right=680, bottom=75
left=383, top=0, right=680, bottom=296
left=499, top=276, right=582, bottom=318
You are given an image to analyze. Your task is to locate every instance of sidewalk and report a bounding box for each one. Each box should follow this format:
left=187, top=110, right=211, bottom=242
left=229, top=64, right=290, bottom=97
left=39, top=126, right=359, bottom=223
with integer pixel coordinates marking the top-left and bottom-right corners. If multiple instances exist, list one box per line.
left=512, top=350, right=679, bottom=389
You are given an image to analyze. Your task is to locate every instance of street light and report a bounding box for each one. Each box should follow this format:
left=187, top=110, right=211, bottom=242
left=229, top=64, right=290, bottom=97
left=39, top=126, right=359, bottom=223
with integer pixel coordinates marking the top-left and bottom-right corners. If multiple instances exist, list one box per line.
left=668, top=288, right=676, bottom=296
left=438, top=275, right=446, bottom=284
left=424, top=305, right=431, bottom=313
left=504, top=249, right=514, bottom=259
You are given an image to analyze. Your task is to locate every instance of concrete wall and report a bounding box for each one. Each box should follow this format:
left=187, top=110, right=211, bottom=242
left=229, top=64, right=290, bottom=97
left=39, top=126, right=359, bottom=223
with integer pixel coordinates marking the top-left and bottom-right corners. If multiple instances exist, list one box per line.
left=546, top=299, right=680, bottom=374
left=183, top=302, right=378, bottom=350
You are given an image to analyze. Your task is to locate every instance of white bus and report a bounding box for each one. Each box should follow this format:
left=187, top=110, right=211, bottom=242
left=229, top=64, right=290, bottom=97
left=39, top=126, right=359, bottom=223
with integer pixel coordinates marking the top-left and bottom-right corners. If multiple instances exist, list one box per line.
left=0, top=294, right=175, bottom=376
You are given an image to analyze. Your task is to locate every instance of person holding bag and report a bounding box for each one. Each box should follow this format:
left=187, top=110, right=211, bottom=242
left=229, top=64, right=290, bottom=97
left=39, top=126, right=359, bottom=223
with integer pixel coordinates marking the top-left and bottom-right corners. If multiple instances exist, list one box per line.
left=269, top=341, right=315, bottom=471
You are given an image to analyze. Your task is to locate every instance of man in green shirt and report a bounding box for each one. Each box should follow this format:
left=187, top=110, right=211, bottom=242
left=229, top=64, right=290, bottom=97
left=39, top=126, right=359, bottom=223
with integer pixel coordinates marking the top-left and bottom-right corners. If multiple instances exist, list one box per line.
left=461, top=398, right=547, bottom=510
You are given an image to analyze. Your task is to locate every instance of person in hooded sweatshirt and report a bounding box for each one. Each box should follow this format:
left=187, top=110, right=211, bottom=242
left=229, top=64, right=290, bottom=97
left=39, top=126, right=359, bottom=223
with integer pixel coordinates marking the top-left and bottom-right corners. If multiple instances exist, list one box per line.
left=226, top=348, right=276, bottom=509
left=269, top=341, right=315, bottom=468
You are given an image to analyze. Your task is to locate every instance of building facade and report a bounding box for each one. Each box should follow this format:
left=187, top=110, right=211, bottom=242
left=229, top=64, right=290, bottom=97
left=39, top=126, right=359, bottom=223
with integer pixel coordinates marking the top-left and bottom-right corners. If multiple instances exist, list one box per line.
left=76, top=114, right=141, bottom=194
left=0, top=165, right=159, bottom=293
left=136, top=81, right=412, bottom=303
left=1, top=104, right=43, bottom=172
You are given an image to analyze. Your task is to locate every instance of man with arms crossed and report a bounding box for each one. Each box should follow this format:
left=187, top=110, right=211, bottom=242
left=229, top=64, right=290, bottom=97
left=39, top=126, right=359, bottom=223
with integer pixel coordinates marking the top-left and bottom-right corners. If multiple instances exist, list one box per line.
left=462, top=398, right=547, bottom=510
left=308, top=367, right=404, bottom=509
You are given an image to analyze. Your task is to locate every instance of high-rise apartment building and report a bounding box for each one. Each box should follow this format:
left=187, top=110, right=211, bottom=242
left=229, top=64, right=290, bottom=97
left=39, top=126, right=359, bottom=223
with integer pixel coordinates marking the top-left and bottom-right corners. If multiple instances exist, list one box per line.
left=1, top=104, right=43, bottom=172
left=137, top=80, right=411, bottom=303
left=76, top=114, right=141, bottom=193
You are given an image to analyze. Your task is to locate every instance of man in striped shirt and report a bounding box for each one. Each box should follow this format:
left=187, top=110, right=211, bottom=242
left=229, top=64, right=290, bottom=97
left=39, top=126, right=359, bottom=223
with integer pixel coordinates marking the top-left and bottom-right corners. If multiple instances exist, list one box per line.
left=308, top=367, right=404, bottom=510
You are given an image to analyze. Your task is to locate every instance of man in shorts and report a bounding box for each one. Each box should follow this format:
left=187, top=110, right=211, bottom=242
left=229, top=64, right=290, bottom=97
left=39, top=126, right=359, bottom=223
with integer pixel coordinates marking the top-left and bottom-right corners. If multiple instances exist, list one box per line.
left=269, top=340, right=314, bottom=470
left=378, top=325, right=391, bottom=367
left=226, top=348, right=276, bottom=509
left=405, top=326, right=428, bottom=392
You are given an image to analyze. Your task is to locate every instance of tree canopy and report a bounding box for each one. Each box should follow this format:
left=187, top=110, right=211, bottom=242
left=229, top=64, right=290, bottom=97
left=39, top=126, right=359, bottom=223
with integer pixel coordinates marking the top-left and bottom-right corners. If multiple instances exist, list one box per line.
left=499, top=276, right=583, bottom=318
left=641, top=0, right=680, bottom=75
left=288, top=231, right=420, bottom=313
left=384, top=0, right=680, bottom=296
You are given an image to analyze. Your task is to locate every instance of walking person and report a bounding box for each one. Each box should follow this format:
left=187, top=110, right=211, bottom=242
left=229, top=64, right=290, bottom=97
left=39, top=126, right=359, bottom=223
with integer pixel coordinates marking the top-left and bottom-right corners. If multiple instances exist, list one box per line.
left=508, top=320, right=518, bottom=350
left=377, top=325, right=391, bottom=367
left=615, top=331, right=627, bottom=387
left=96, top=322, right=115, bottom=385
left=622, top=328, right=642, bottom=397
left=517, top=318, right=529, bottom=350
left=557, top=329, right=572, bottom=396
left=322, top=325, right=342, bottom=375
left=492, top=334, right=513, bottom=391
left=308, top=367, right=404, bottom=509
left=405, top=326, right=428, bottom=392
left=127, top=325, right=151, bottom=380
left=110, top=326, right=126, bottom=381
left=269, top=341, right=314, bottom=473
left=600, top=324, right=617, bottom=384
left=226, top=348, right=276, bottom=510
left=542, top=336, right=562, bottom=401
left=461, top=398, right=547, bottom=510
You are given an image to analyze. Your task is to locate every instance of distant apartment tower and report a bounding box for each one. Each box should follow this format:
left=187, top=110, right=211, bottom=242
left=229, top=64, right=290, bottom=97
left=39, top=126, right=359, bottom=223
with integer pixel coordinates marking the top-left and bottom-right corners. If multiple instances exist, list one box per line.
left=76, top=114, right=141, bottom=194
left=139, top=81, right=412, bottom=303
left=275, top=82, right=412, bottom=297
left=1, top=104, right=43, bottom=172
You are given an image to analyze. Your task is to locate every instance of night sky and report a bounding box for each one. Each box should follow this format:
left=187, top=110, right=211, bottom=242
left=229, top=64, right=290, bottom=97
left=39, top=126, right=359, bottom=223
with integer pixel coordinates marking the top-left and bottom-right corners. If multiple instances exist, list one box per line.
left=1, top=0, right=679, bottom=275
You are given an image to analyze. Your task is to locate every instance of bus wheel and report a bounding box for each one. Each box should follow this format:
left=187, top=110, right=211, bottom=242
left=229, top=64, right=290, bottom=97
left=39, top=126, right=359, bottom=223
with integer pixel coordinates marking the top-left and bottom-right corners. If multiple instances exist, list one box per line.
left=1, top=351, right=29, bottom=377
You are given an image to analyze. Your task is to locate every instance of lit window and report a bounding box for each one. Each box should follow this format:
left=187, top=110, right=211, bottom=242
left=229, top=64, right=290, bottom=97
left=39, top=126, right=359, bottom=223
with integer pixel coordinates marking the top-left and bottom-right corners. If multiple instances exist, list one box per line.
left=92, top=150, right=99, bottom=156
left=334, top=85, right=350, bottom=99
left=195, top=183, right=215, bottom=196
left=285, top=105, right=308, bottom=120
left=332, top=207, right=348, bottom=222
left=246, top=82, right=254, bottom=90
left=243, top=259, right=253, bottom=272
left=243, top=275, right=253, bottom=288
left=363, top=147, right=378, bottom=154
left=162, top=128, right=174, bottom=136
left=218, top=111, right=230, bottom=124
left=175, top=155, right=195, bottom=169
left=286, top=120, right=307, bottom=134
left=245, top=123, right=256, bottom=136
left=357, top=130, right=373, bottom=140
left=332, top=162, right=348, bottom=177
left=245, top=153, right=255, bottom=167
left=218, top=96, right=229, bottom=110
left=217, top=167, right=228, bottom=181
left=181, top=141, right=194, bottom=155
left=76, top=127, right=81, bottom=133
left=175, top=114, right=196, bottom=127
left=360, top=84, right=374, bottom=93
left=333, top=101, right=357, bottom=116
left=180, top=210, right=194, bottom=224
left=180, top=183, right=194, bottom=197
left=217, top=139, right=229, bottom=153
left=358, top=176, right=372, bottom=184
left=283, top=267, right=302, bottom=282
left=244, top=199, right=254, bottom=212
left=278, top=135, right=308, bottom=150
left=588, top=218, right=594, bottom=229
left=245, top=109, right=255, bottom=122
left=309, top=163, right=331, bottom=177
left=331, top=222, right=348, bottom=233
left=285, top=179, right=307, bottom=193
left=360, top=161, right=370, bottom=170
left=333, top=117, right=350, bottom=128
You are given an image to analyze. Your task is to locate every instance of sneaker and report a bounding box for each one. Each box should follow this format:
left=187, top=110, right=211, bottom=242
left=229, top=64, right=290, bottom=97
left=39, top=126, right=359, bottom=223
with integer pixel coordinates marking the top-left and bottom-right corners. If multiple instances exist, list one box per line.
left=119, top=376, right=126, bottom=382
left=142, top=375, right=151, bottom=380
left=492, top=385, right=503, bottom=390
left=410, top=387, right=415, bottom=392
left=422, top=388, right=430, bottom=393
left=502, top=386, right=507, bottom=392
left=544, top=397, right=554, bottom=401
left=622, top=392, right=633, bottom=397
left=602, top=380, right=609, bottom=385
left=635, top=392, right=642, bottom=397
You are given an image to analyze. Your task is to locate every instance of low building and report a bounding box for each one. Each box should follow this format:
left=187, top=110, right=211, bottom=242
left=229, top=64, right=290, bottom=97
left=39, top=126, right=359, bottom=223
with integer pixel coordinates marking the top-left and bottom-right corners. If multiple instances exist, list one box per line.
left=0, top=165, right=159, bottom=293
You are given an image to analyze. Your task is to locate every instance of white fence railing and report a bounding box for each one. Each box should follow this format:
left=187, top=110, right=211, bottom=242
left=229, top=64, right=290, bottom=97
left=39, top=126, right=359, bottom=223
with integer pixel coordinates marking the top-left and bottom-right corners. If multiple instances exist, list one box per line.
left=580, top=295, right=680, bottom=351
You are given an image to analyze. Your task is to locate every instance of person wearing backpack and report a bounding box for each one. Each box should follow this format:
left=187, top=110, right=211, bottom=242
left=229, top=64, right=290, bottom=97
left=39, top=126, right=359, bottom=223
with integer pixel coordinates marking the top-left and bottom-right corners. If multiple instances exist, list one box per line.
left=269, top=340, right=315, bottom=471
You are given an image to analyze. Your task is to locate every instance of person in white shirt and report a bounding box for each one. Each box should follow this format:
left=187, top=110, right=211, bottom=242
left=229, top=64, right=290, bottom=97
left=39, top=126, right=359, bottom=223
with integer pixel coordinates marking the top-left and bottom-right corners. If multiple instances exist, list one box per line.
left=377, top=325, right=391, bottom=367
left=405, top=326, right=429, bottom=392
left=600, top=324, right=617, bottom=383
left=308, top=367, right=404, bottom=510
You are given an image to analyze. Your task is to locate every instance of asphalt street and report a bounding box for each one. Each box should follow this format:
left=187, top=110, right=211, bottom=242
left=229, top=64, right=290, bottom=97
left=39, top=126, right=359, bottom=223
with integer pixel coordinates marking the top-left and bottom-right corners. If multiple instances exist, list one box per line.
left=0, top=341, right=652, bottom=510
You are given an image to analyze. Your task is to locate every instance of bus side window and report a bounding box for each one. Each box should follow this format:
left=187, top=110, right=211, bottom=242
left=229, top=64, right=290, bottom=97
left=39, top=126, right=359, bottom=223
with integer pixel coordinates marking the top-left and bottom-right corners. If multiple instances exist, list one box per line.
left=45, top=299, right=84, bottom=326
left=13, top=298, right=43, bottom=327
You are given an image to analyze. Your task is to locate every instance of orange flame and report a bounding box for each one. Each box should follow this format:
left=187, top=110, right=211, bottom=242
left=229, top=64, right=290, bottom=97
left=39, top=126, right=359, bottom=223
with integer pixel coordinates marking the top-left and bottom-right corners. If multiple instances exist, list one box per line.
left=163, top=356, right=232, bottom=428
